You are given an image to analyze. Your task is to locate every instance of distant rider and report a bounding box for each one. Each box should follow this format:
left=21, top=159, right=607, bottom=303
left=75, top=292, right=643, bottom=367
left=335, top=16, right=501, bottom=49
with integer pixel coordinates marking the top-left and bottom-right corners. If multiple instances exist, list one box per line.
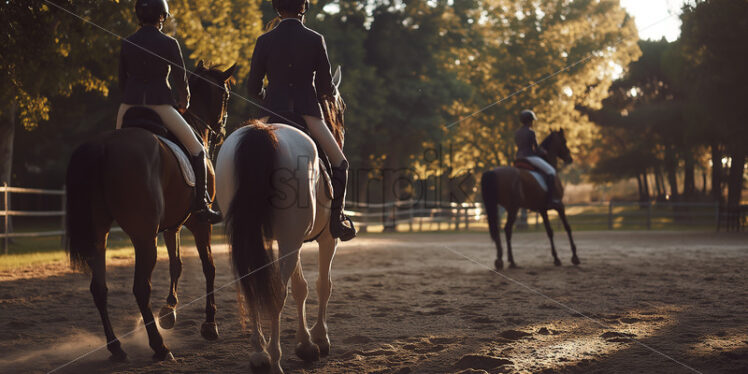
left=514, top=109, right=558, bottom=209
left=116, top=0, right=221, bottom=223
left=246, top=0, right=356, bottom=241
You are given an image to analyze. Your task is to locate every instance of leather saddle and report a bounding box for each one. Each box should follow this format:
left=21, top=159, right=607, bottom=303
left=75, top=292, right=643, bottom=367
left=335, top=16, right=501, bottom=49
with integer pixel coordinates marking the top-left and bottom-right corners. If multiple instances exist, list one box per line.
left=120, top=107, right=196, bottom=187
left=513, top=159, right=537, bottom=172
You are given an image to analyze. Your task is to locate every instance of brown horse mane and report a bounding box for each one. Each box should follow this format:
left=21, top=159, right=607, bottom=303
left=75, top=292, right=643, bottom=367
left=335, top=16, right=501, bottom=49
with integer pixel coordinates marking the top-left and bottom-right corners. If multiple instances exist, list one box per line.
left=321, top=95, right=345, bottom=148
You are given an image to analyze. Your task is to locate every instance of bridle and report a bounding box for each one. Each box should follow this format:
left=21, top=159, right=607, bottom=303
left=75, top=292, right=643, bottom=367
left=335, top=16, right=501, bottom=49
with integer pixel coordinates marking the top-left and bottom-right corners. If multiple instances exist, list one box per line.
left=184, top=92, right=229, bottom=159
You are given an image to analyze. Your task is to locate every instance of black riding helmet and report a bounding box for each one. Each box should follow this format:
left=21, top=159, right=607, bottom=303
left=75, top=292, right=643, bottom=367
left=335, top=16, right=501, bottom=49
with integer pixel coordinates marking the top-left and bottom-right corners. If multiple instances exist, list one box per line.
left=519, top=109, right=537, bottom=125
left=136, top=0, right=170, bottom=25
left=273, top=0, right=309, bottom=16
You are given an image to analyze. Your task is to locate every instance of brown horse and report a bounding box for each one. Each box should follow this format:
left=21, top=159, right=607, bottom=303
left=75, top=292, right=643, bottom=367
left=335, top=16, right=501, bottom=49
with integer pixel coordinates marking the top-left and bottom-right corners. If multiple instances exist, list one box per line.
left=65, top=62, right=235, bottom=361
left=481, top=130, right=580, bottom=271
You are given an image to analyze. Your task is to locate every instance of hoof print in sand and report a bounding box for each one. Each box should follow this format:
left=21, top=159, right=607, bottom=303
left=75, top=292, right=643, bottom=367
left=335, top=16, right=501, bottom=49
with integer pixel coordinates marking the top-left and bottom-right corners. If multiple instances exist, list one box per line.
left=342, top=335, right=372, bottom=344
left=601, top=331, right=636, bottom=342
left=499, top=329, right=532, bottom=340
left=455, top=354, right=513, bottom=371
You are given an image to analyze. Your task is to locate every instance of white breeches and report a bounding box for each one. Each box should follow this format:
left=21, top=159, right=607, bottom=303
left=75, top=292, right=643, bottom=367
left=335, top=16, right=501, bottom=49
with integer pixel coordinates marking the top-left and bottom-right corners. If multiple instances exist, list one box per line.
left=301, top=115, right=346, bottom=167
left=116, top=104, right=205, bottom=156
left=525, top=156, right=556, bottom=175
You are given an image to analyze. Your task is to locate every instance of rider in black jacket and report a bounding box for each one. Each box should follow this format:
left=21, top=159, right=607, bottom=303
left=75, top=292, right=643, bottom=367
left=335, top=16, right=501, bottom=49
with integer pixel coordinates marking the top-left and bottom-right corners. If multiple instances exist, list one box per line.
left=247, top=0, right=356, bottom=241
left=117, top=0, right=221, bottom=223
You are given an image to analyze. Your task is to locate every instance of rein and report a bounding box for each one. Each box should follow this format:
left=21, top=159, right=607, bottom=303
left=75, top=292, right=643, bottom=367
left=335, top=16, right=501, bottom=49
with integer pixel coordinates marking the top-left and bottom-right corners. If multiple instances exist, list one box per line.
left=184, top=109, right=227, bottom=159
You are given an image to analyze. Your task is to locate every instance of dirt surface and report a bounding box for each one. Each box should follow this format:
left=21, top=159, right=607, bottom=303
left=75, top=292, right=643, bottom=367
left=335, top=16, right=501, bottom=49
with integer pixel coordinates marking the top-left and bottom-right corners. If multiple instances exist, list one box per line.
left=1, top=231, right=747, bottom=374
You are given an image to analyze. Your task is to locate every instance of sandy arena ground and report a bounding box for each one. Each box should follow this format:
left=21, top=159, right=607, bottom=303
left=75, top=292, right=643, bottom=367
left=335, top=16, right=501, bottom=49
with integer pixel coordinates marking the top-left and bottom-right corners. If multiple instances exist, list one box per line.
left=1, top=231, right=747, bottom=374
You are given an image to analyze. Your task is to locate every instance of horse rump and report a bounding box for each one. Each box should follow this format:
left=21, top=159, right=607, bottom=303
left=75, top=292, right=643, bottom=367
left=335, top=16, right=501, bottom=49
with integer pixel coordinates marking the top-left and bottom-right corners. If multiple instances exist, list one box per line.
left=481, top=169, right=500, bottom=242
left=65, top=141, right=105, bottom=271
left=226, top=122, right=284, bottom=317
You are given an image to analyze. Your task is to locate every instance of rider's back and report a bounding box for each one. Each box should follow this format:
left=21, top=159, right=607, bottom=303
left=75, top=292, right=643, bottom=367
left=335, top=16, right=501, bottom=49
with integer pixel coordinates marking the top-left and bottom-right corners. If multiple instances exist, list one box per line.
left=119, top=25, right=188, bottom=107
left=514, top=126, right=537, bottom=160
left=247, top=19, right=335, bottom=119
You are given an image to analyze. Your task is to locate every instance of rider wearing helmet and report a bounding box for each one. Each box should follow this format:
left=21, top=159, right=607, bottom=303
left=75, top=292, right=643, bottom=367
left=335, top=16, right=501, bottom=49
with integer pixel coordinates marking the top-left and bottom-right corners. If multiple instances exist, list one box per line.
left=246, top=0, right=356, bottom=241
left=514, top=110, right=558, bottom=208
left=117, top=0, right=221, bottom=223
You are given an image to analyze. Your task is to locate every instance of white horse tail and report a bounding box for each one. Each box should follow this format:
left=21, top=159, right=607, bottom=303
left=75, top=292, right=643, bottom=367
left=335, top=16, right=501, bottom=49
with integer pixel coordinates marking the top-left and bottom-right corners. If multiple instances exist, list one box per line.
left=226, top=122, right=283, bottom=317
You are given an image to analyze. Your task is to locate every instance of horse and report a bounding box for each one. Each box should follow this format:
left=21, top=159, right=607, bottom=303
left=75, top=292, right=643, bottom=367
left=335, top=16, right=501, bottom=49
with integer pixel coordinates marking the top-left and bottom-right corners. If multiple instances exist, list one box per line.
left=64, top=61, right=235, bottom=361
left=214, top=67, right=345, bottom=373
left=480, top=129, right=580, bottom=271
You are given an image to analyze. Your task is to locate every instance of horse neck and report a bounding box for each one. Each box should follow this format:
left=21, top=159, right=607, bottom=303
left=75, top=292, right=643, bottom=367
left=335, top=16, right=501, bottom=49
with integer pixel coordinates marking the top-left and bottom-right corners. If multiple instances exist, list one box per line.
left=544, top=142, right=559, bottom=169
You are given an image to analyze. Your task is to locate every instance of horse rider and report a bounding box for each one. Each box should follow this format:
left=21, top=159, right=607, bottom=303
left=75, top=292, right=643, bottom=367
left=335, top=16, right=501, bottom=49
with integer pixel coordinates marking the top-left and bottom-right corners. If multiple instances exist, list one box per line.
left=246, top=0, right=356, bottom=241
left=514, top=109, right=558, bottom=209
left=116, top=0, right=221, bottom=223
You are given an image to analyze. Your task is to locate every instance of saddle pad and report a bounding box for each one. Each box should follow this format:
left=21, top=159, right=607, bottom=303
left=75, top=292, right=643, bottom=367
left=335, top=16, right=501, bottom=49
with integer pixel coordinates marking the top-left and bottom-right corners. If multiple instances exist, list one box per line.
left=528, top=170, right=547, bottom=192
left=156, top=135, right=195, bottom=187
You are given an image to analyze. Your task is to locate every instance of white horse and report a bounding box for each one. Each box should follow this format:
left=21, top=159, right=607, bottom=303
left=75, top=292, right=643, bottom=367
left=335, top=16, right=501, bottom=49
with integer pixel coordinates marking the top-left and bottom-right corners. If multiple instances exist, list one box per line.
left=215, top=68, right=345, bottom=373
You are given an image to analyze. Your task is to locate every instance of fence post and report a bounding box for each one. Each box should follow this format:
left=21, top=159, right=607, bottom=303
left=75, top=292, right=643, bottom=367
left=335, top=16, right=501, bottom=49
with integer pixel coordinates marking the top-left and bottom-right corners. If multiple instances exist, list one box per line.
left=465, top=205, right=470, bottom=230
left=646, top=200, right=652, bottom=230
left=3, top=183, right=8, bottom=254
left=409, top=202, right=414, bottom=232
left=608, top=201, right=613, bottom=230
left=60, top=185, right=66, bottom=245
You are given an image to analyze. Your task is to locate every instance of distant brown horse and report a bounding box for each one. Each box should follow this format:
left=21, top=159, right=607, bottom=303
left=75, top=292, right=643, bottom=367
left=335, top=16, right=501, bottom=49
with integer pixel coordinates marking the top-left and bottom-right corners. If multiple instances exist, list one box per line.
left=481, top=130, right=580, bottom=271
left=65, top=62, right=235, bottom=361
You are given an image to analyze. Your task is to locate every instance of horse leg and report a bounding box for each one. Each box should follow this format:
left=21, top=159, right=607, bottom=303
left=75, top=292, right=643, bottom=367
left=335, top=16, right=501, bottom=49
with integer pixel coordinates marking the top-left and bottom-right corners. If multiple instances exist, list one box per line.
left=540, top=211, right=561, bottom=266
left=557, top=206, right=580, bottom=265
left=132, top=238, right=172, bottom=361
left=187, top=220, right=219, bottom=340
left=265, top=239, right=298, bottom=373
left=88, top=254, right=128, bottom=362
left=504, top=208, right=519, bottom=268
left=248, top=300, right=271, bottom=371
left=290, top=260, right=320, bottom=362
left=158, top=228, right=181, bottom=330
left=310, top=231, right=336, bottom=356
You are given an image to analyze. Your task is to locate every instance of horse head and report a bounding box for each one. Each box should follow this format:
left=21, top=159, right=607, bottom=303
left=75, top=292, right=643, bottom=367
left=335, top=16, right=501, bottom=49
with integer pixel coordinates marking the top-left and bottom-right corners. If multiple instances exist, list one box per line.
left=322, top=65, right=346, bottom=148
left=187, top=60, right=237, bottom=153
left=555, top=129, right=573, bottom=165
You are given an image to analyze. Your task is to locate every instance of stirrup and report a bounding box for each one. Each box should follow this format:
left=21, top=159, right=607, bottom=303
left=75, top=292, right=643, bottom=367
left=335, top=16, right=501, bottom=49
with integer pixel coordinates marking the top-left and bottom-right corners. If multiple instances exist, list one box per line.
left=331, top=216, right=356, bottom=242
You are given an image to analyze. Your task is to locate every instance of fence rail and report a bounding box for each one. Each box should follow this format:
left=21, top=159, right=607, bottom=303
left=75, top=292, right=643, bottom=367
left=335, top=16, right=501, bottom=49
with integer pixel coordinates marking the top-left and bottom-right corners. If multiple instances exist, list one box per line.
left=1, top=183, right=744, bottom=254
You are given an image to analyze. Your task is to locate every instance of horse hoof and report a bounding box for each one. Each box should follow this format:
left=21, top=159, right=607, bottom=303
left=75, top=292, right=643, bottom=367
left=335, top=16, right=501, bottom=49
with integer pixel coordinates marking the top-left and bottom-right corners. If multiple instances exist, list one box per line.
left=313, top=338, right=330, bottom=357
left=158, top=305, right=176, bottom=329
left=495, top=259, right=503, bottom=271
left=201, top=321, right=219, bottom=340
left=571, top=255, right=581, bottom=265
left=153, top=350, right=175, bottom=361
left=509, top=262, right=517, bottom=269
left=295, top=341, right=321, bottom=362
left=250, top=351, right=271, bottom=372
left=108, top=350, right=128, bottom=362
left=554, top=258, right=562, bottom=266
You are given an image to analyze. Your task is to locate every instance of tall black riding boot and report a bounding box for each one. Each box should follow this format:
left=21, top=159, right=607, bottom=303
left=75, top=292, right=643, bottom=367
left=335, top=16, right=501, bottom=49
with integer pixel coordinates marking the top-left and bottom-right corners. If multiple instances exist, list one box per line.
left=330, top=161, right=357, bottom=241
left=545, top=173, right=558, bottom=209
left=190, top=151, right=222, bottom=224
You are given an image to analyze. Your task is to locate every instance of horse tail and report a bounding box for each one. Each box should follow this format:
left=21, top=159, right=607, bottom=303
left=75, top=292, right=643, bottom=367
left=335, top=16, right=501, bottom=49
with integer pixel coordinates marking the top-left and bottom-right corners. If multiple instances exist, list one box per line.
left=481, top=169, right=500, bottom=242
left=65, top=141, right=105, bottom=271
left=225, top=123, right=283, bottom=317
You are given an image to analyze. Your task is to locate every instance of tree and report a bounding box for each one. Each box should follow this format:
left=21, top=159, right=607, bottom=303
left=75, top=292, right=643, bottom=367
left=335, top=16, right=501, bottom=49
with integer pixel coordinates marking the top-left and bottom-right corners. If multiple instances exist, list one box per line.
left=680, top=0, right=748, bottom=216
left=445, top=0, right=641, bottom=178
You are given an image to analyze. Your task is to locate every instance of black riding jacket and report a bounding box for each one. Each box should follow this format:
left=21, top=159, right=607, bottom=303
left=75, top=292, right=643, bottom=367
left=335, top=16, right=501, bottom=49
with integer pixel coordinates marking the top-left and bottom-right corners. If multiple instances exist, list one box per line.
left=119, top=25, right=190, bottom=108
left=246, top=18, right=336, bottom=119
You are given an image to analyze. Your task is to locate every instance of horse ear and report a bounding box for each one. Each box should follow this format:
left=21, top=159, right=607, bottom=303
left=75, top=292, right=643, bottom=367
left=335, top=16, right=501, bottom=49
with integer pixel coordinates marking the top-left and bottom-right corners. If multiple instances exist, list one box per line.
left=196, top=60, right=205, bottom=71
left=223, top=63, right=237, bottom=81
left=332, top=66, right=342, bottom=88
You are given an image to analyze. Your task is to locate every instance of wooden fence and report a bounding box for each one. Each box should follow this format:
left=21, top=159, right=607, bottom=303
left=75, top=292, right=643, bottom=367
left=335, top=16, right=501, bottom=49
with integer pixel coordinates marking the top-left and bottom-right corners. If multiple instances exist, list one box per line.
left=1, top=183, right=743, bottom=254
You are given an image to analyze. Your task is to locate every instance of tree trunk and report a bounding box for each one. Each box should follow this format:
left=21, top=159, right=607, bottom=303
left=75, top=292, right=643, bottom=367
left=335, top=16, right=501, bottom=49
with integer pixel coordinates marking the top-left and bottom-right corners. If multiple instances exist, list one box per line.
left=711, top=142, right=723, bottom=203
left=683, top=152, right=696, bottom=200
left=664, top=145, right=679, bottom=201
left=0, top=102, right=16, bottom=238
left=726, top=147, right=745, bottom=230
left=654, top=166, right=665, bottom=201
left=636, top=174, right=644, bottom=201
